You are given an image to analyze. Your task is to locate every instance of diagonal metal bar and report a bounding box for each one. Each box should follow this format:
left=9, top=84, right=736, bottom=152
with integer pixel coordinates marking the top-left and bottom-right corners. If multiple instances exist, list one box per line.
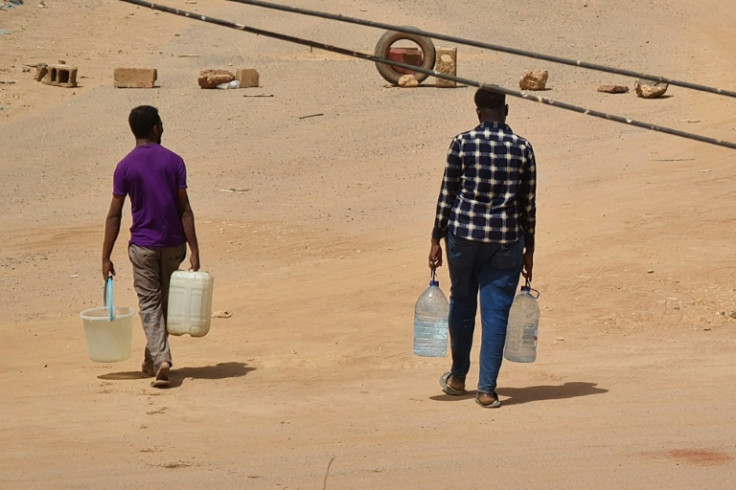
left=118, top=0, right=736, bottom=150
left=225, top=0, right=736, bottom=99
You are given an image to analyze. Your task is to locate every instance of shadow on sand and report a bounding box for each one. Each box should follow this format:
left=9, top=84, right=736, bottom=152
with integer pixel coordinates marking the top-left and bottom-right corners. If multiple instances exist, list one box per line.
left=98, top=362, right=255, bottom=388
left=497, top=382, right=607, bottom=406
left=431, top=381, right=607, bottom=405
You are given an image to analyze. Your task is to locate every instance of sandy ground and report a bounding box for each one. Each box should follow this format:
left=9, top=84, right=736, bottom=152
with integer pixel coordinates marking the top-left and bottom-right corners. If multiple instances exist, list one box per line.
left=1, top=0, right=736, bottom=487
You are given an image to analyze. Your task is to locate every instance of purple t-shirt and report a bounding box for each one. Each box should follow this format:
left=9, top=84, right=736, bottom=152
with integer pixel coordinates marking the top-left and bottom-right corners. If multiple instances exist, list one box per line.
left=113, top=144, right=187, bottom=248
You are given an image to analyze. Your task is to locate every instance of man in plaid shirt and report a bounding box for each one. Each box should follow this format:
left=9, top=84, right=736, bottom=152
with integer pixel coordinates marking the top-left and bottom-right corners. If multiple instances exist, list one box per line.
left=429, top=87, right=536, bottom=408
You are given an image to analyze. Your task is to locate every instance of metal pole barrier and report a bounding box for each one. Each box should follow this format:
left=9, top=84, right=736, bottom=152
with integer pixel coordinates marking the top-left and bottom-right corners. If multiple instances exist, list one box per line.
left=118, top=0, right=736, bottom=151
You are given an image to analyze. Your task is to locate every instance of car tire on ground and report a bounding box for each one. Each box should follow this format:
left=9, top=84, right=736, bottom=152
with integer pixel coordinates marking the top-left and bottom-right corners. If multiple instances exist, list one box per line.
left=374, top=28, right=436, bottom=85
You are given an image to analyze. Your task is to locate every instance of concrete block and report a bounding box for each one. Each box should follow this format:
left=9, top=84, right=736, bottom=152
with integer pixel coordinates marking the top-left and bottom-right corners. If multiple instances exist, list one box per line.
left=435, top=47, right=457, bottom=88
left=114, top=68, right=157, bottom=88
left=42, top=65, right=77, bottom=88
left=236, top=68, right=260, bottom=88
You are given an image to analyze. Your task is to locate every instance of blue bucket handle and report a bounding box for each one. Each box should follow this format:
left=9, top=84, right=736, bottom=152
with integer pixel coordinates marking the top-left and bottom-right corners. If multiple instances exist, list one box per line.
left=103, top=277, right=115, bottom=321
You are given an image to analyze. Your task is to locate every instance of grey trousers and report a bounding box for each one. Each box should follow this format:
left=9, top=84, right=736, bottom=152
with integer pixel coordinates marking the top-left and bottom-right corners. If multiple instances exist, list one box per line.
left=128, top=243, right=186, bottom=369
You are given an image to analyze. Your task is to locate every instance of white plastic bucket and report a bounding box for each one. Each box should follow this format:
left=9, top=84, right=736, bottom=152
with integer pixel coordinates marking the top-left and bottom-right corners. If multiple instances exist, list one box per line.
left=80, top=306, right=135, bottom=363
left=167, top=270, right=214, bottom=337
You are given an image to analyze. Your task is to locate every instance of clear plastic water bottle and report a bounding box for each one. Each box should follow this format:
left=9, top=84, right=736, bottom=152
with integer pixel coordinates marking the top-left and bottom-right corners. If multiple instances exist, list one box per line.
left=504, top=282, right=540, bottom=363
left=413, top=270, right=449, bottom=357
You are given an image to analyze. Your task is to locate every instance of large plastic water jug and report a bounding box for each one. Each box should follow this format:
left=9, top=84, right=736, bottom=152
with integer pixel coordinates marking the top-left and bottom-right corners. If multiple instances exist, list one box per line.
left=504, top=283, right=540, bottom=363
left=80, top=278, right=135, bottom=363
left=413, top=270, right=449, bottom=357
left=167, top=270, right=214, bottom=337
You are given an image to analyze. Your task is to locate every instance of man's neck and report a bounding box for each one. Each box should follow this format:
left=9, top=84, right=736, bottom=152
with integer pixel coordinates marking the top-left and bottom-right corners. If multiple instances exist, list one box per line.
left=480, top=118, right=505, bottom=125
left=135, top=138, right=158, bottom=147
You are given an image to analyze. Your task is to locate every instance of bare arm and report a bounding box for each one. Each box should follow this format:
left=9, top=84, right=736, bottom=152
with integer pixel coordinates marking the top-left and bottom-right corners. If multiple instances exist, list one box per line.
left=102, top=195, right=125, bottom=281
left=178, top=188, right=200, bottom=271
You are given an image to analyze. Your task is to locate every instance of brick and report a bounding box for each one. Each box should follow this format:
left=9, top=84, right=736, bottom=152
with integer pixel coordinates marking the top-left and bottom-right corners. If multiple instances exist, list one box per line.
left=235, top=68, right=260, bottom=88
left=435, top=47, right=457, bottom=88
left=388, top=48, right=423, bottom=75
left=113, top=68, right=157, bottom=88
left=42, top=65, right=77, bottom=88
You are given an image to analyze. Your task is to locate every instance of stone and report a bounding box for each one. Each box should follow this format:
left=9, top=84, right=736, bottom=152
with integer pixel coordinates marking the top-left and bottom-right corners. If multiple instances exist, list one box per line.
left=634, top=79, right=668, bottom=98
left=113, top=68, right=157, bottom=88
left=235, top=68, right=260, bottom=88
left=198, top=69, right=235, bottom=89
left=435, top=47, right=457, bottom=88
left=597, top=84, right=629, bottom=94
left=398, top=74, right=419, bottom=88
left=519, top=70, right=548, bottom=90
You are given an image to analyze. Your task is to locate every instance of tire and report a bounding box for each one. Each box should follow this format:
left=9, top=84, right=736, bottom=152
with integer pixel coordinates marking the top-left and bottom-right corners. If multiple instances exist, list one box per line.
left=374, top=28, right=436, bottom=85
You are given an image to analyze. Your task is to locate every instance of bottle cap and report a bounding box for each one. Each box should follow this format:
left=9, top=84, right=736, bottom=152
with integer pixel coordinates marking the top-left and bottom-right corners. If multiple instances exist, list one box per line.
left=429, top=280, right=439, bottom=287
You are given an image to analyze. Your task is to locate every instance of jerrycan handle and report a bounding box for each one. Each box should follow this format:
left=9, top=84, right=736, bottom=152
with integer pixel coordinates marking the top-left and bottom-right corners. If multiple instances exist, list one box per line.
left=521, top=277, right=540, bottom=299
left=104, top=277, right=115, bottom=321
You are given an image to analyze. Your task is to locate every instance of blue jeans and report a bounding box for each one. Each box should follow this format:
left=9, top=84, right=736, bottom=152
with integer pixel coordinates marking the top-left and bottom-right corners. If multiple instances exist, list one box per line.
left=446, top=232, right=523, bottom=394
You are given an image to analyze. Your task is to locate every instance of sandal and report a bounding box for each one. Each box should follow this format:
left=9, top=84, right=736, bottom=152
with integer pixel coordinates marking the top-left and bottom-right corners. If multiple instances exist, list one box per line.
left=439, top=372, right=466, bottom=396
left=475, top=391, right=501, bottom=409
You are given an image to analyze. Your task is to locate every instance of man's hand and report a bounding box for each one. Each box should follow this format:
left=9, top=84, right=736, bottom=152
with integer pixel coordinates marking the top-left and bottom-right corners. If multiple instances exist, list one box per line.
left=428, top=239, right=443, bottom=269
left=522, top=247, right=534, bottom=283
left=102, top=258, right=115, bottom=282
left=189, top=251, right=200, bottom=272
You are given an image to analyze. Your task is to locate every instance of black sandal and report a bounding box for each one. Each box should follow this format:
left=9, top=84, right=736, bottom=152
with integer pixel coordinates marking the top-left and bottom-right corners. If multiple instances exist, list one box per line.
left=439, top=372, right=466, bottom=396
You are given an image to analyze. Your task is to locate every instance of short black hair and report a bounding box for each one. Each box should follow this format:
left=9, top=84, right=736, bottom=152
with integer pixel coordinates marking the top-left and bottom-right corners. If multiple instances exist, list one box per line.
left=128, top=105, right=161, bottom=138
left=474, top=87, right=505, bottom=110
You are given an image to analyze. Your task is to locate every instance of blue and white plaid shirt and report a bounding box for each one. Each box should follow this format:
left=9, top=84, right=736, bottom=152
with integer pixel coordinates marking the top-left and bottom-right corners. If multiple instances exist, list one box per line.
left=432, top=121, right=536, bottom=248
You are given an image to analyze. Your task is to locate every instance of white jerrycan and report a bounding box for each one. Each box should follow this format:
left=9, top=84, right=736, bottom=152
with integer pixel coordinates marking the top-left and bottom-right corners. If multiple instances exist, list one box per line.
left=167, top=270, right=214, bottom=337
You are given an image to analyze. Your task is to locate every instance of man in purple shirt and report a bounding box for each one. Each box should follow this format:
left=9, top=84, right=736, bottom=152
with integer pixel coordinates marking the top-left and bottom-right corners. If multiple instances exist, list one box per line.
left=102, top=105, right=200, bottom=388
